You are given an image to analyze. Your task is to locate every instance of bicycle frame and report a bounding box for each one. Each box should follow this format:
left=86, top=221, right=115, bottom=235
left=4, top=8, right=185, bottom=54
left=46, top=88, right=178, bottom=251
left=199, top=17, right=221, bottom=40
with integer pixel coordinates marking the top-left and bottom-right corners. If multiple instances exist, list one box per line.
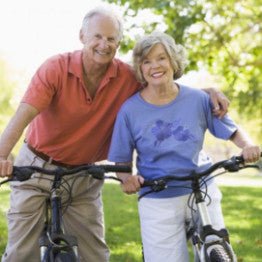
left=140, top=154, right=262, bottom=262
left=39, top=173, right=79, bottom=262
left=1, top=164, right=129, bottom=262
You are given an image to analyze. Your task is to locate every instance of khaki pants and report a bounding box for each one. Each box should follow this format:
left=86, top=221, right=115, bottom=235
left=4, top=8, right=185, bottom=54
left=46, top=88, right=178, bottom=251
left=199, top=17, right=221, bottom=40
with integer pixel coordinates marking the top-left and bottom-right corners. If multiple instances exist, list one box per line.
left=1, top=143, right=110, bottom=262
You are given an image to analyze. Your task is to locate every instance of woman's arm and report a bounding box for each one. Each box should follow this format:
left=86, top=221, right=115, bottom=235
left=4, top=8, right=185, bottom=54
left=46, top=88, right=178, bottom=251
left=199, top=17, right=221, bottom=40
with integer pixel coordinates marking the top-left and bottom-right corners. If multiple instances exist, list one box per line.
left=115, top=162, right=144, bottom=194
left=230, top=129, right=261, bottom=163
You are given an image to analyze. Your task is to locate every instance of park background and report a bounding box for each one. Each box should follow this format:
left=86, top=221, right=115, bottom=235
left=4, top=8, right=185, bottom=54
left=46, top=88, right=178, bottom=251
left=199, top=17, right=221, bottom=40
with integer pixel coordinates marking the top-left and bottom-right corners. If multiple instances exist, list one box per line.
left=0, top=0, right=261, bottom=261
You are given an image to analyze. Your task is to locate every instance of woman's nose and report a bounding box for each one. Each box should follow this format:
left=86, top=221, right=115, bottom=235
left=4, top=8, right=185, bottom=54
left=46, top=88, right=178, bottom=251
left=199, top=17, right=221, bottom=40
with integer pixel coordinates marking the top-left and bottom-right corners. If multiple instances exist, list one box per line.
left=151, top=60, right=159, bottom=68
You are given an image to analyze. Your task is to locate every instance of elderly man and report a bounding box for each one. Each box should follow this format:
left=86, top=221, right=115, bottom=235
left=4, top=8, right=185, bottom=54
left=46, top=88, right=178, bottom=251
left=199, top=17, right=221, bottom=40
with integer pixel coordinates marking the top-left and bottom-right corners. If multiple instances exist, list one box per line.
left=0, top=7, right=229, bottom=262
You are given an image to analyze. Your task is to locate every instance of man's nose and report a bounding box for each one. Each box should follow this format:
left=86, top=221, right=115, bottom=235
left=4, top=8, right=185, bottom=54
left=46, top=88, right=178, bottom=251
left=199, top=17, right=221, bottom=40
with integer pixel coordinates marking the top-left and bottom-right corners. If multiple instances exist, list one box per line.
left=99, top=37, right=109, bottom=48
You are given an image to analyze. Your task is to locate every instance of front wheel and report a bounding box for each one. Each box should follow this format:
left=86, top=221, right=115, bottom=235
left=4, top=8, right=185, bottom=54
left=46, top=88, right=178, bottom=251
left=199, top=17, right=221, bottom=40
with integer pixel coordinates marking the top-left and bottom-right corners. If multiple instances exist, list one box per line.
left=209, top=245, right=232, bottom=262
left=55, top=253, right=78, bottom=262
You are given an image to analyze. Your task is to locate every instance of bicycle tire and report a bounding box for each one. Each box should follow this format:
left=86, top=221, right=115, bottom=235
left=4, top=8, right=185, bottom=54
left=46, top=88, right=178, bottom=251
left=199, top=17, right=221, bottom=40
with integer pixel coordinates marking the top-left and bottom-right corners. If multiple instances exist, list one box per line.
left=54, top=253, right=78, bottom=262
left=209, top=245, right=231, bottom=262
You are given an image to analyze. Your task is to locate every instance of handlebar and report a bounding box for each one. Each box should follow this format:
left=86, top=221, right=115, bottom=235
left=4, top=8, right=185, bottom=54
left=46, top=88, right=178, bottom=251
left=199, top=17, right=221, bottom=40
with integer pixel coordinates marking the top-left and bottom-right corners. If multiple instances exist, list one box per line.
left=142, top=154, right=262, bottom=188
left=0, top=164, right=131, bottom=185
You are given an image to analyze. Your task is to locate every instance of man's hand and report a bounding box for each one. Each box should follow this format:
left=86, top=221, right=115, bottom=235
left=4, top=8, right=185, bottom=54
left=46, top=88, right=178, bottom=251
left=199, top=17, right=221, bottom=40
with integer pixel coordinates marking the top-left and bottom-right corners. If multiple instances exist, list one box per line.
left=0, top=158, right=13, bottom=178
left=203, top=87, right=230, bottom=119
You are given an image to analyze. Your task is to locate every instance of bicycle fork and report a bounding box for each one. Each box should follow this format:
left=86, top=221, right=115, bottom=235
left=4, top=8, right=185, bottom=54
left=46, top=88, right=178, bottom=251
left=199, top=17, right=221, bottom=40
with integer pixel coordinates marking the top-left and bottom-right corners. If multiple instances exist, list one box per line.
left=191, top=180, right=236, bottom=262
left=39, top=188, right=79, bottom=261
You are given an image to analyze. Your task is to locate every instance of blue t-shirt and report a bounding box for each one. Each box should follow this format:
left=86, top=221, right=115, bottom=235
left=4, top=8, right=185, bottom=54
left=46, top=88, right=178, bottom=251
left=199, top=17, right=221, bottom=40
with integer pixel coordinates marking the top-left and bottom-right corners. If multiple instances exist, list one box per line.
left=108, top=85, right=238, bottom=198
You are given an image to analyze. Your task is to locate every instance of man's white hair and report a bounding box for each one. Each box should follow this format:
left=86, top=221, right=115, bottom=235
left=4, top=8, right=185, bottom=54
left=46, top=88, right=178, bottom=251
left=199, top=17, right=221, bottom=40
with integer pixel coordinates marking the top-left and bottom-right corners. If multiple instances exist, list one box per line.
left=81, top=7, right=124, bottom=42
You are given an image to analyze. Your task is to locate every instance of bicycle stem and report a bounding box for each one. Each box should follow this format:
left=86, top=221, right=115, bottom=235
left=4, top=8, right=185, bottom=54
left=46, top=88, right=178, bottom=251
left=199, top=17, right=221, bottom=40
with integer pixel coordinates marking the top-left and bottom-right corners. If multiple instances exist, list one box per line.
left=196, top=201, right=212, bottom=226
left=192, top=179, right=212, bottom=227
left=51, top=188, right=63, bottom=235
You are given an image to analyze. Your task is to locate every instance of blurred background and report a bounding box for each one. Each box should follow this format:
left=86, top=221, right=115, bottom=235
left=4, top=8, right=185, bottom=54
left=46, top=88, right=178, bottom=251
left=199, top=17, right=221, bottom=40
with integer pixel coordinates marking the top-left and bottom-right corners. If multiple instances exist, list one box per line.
left=0, top=0, right=261, bottom=167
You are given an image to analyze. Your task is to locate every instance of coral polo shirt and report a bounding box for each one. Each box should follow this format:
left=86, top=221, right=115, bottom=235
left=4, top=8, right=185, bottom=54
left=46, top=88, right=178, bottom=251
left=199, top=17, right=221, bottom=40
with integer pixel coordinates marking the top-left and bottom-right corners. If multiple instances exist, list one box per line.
left=22, top=50, right=141, bottom=165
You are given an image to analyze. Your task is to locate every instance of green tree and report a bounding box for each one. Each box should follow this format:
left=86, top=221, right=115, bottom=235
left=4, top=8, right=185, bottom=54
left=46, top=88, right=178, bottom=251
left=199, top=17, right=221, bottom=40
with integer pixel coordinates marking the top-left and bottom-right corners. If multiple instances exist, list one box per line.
left=106, top=0, right=262, bottom=141
left=0, top=56, right=15, bottom=133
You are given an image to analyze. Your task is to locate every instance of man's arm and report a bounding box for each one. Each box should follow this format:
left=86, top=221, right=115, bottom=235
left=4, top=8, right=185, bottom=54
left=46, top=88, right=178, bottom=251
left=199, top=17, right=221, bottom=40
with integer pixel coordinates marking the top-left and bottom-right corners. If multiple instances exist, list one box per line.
left=203, top=87, right=230, bottom=119
left=0, top=103, right=39, bottom=177
left=115, top=162, right=144, bottom=194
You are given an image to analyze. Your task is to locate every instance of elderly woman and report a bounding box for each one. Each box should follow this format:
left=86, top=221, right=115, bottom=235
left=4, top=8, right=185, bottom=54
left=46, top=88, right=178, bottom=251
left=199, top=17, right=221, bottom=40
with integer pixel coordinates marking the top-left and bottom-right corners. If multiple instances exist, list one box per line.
left=108, top=32, right=260, bottom=261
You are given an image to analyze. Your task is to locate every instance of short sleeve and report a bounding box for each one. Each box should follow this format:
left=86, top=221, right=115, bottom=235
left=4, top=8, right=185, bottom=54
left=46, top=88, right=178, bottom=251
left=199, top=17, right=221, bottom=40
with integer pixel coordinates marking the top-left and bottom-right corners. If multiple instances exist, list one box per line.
left=206, top=99, right=238, bottom=140
left=21, top=56, right=61, bottom=112
left=108, top=106, right=135, bottom=163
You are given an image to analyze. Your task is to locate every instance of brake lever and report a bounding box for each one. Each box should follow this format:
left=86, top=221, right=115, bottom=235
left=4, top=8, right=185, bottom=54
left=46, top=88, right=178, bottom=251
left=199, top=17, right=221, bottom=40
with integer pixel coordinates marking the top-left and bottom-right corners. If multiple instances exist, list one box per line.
left=223, top=156, right=259, bottom=172
left=223, top=156, right=242, bottom=172
left=150, top=179, right=167, bottom=192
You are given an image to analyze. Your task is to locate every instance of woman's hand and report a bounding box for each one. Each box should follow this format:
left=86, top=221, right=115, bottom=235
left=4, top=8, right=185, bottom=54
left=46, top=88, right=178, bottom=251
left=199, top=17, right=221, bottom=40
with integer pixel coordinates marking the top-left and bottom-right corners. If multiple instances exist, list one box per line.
left=230, top=129, right=261, bottom=163
left=120, top=174, right=144, bottom=195
left=241, top=145, right=261, bottom=163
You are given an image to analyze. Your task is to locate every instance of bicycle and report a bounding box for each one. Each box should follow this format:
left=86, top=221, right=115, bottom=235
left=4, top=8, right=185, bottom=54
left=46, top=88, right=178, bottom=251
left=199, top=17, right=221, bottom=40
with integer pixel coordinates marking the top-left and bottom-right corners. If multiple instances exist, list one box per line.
left=0, top=164, right=130, bottom=262
left=140, top=153, right=262, bottom=262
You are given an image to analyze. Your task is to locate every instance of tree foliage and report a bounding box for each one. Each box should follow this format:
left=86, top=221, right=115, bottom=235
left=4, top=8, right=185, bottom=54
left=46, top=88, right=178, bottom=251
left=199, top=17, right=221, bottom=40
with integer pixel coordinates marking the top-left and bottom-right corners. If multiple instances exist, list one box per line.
left=106, top=0, right=262, bottom=140
left=0, top=56, right=15, bottom=133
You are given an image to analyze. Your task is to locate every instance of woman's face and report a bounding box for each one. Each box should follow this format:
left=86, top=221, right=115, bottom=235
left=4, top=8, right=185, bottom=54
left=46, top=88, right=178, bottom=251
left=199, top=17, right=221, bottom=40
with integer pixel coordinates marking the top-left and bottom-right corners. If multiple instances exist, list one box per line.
left=141, top=43, right=174, bottom=87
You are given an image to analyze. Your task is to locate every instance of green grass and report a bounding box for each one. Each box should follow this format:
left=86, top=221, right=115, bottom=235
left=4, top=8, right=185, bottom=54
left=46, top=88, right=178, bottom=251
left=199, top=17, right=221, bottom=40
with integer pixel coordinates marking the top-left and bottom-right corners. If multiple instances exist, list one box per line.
left=1, top=184, right=262, bottom=261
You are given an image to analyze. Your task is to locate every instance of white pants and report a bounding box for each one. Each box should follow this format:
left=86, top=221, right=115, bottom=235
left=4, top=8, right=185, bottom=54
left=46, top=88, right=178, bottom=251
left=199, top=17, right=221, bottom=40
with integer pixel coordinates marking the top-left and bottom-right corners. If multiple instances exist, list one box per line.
left=139, top=182, right=224, bottom=262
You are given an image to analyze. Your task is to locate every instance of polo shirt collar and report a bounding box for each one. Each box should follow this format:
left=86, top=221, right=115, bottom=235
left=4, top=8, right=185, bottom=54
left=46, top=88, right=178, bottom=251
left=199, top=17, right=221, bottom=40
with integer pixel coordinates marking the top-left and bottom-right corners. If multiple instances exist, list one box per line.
left=68, top=50, right=118, bottom=80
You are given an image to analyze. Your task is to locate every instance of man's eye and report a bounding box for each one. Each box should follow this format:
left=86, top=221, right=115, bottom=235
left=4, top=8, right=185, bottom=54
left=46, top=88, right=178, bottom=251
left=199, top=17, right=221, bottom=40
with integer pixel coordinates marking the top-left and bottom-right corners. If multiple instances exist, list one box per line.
left=95, top=35, right=102, bottom=39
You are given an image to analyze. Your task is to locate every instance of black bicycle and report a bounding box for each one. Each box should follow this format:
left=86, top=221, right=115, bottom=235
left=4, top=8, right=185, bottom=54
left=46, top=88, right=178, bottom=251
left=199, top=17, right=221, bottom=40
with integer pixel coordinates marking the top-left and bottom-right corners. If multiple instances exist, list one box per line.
left=0, top=164, right=130, bottom=262
left=140, top=153, right=262, bottom=262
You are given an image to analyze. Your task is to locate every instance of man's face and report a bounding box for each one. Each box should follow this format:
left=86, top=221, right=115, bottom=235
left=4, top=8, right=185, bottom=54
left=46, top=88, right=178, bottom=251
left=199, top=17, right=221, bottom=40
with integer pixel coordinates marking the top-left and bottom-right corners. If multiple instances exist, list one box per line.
left=80, top=14, right=120, bottom=66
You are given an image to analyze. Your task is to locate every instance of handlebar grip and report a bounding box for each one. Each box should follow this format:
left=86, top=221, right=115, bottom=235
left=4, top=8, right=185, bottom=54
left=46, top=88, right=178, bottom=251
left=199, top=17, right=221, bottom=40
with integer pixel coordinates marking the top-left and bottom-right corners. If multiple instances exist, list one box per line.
left=102, top=165, right=132, bottom=173
left=12, top=166, right=35, bottom=181
left=141, top=180, right=154, bottom=187
left=87, top=165, right=131, bottom=180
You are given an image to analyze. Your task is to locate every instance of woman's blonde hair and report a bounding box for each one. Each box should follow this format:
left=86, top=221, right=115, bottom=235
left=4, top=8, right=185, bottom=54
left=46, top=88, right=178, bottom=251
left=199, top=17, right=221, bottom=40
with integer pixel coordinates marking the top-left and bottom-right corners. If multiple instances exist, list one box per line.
left=132, top=31, right=188, bottom=85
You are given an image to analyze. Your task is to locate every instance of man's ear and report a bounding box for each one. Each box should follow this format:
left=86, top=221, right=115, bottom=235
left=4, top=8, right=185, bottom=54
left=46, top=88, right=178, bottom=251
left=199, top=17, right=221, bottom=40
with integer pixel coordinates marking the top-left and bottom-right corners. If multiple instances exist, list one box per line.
left=116, top=41, right=120, bottom=49
left=79, top=29, right=85, bottom=44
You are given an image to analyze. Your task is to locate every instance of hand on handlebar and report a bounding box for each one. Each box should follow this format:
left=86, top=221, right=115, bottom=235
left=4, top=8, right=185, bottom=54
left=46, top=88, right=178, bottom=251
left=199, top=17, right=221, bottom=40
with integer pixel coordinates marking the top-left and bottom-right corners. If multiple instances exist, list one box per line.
left=241, top=145, right=261, bottom=163
left=121, top=175, right=144, bottom=195
left=0, top=159, right=13, bottom=178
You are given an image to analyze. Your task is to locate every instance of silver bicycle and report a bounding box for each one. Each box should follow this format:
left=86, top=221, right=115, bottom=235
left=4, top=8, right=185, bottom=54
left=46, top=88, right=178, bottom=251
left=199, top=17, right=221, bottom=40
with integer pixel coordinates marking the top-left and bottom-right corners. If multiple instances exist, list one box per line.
left=140, top=154, right=261, bottom=262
